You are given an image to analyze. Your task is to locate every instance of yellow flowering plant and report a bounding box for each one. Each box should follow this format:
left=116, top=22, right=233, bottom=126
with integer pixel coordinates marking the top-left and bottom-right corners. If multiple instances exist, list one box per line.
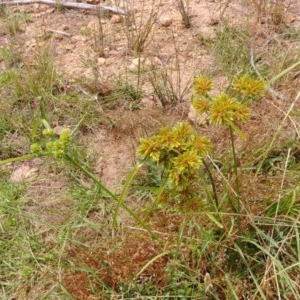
left=193, top=75, right=213, bottom=96
left=192, top=74, right=265, bottom=224
left=232, top=74, right=265, bottom=98
left=0, top=118, right=156, bottom=238
left=138, top=122, right=212, bottom=211
left=192, top=74, right=264, bottom=138
left=30, top=120, right=71, bottom=158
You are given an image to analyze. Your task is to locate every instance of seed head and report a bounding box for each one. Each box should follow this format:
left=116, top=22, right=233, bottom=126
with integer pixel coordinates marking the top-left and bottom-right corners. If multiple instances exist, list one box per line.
left=158, top=127, right=181, bottom=150
left=193, top=98, right=211, bottom=115
left=172, top=150, right=201, bottom=173
left=209, top=92, right=237, bottom=126
left=30, top=143, right=42, bottom=154
left=189, top=136, right=212, bottom=156
left=137, top=136, right=161, bottom=162
left=233, top=74, right=265, bottom=97
left=173, top=122, right=193, bottom=141
left=194, top=76, right=213, bottom=95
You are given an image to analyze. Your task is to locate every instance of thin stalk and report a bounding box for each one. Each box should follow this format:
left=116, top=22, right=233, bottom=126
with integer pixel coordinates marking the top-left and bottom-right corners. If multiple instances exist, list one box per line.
left=65, top=154, right=157, bottom=240
left=229, top=126, right=241, bottom=232
left=144, top=177, right=169, bottom=221
left=65, top=154, right=118, bottom=200
left=202, top=158, right=219, bottom=210
left=229, top=126, right=240, bottom=202
left=112, top=163, right=142, bottom=228
left=136, top=54, right=142, bottom=97
left=0, top=153, right=39, bottom=166
left=0, top=151, right=157, bottom=240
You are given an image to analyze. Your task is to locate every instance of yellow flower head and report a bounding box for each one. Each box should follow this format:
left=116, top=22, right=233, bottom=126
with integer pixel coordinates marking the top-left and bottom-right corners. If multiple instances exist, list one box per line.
left=233, top=74, right=265, bottom=97
left=194, top=76, right=213, bottom=95
left=158, top=127, right=181, bottom=150
left=173, top=122, right=193, bottom=141
left=190, top=136, right=212, bottom=156
left=234, top=102, right=251, bottom=123
left=172, top=150, right=201, bottom=173
left=192, top=98, right=211, bottom=115
left=209, top=92, right=237, bottom=126
left=137, top=136, right=161, bottom=162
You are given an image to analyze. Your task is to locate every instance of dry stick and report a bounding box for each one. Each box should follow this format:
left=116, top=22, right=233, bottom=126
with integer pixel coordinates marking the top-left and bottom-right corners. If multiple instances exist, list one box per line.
left=0, top=0, right=128, bottom=15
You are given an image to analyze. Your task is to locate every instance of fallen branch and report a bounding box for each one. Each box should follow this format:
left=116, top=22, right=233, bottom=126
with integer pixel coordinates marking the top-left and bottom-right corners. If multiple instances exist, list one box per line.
left=0, top=0, right=128, bottom=15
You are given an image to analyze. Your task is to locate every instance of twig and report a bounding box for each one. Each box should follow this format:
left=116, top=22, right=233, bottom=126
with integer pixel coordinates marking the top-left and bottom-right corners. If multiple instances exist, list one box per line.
left=49, top=29, right=71, bottom=36
left=0, top=0, right=128, bottom=15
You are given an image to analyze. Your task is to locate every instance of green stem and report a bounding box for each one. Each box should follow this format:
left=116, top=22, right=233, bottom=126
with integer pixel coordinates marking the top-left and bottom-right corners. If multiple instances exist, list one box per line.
left=0, top=154, right=39, bottom=166
left=229, top=126, right=240, bottom=199
left=65, top=154, right=157, bottom=240
left=202, top=158, right=219, bottom=210
left=1, top=151, right=157, bottom=240
left=65, top=154, right=118, bottom=200
left=229, top=126, right=241, bottom=231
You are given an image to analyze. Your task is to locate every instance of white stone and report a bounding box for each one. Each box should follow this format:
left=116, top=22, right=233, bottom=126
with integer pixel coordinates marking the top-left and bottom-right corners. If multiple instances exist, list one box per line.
left=97, top=57, right=106, bottom=66
left=160, top=15, right=172, bottom=27
left=10, top=164, right=38, bottom=183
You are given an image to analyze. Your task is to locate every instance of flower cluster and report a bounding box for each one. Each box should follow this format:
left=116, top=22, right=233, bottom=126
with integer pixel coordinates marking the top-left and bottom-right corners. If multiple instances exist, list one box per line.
left=232, top=74, right=265, bottom=98
left=138, top=122, right=211, bottom=186
left=192, top=74, right=265, bottom=137
left=193, top=75, right=213, bottom=96
left=31, top=123, right=71, bottom=158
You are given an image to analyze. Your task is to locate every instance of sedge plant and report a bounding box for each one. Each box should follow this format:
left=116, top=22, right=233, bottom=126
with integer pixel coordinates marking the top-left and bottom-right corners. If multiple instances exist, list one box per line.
left=192, top=74, right=265, bottom=224
left=137, top=122, right=213, bottom=212
left=0, top=119, right=156, bottom=239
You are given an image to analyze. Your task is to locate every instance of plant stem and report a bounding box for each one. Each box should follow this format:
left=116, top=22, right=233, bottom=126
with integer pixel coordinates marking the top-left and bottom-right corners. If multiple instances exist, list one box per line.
left=1, top=151, right=157, bottom=240
left=202, top=158, right=219, bottom=210
left=65, top=154, right=118, bottom=200
left=65, top=154, right=157, bottom=240
left=0, top=154, right=38, bottom=166
left=229, top=126, right=241, bottom=231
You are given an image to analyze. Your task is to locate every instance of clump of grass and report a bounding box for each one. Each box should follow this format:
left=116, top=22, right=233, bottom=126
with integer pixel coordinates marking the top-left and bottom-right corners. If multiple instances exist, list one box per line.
left=94, top=77, right=142, bottom=110
left=123, top=0, right=158, bottom=53
left=0, top=178, right=50, bottom=297
left=175, top=0, right=191, bottom=28
left=213, top=23, right=251, bottom=77
left=148, top=28, right=193, bottom=107
left=0, top=44, right=22, bottom=68
left=3, top=12, right=30, bottom=36
left=148, top=69, right=180, bottom=107
left=5, top=46, right=63, bottom=122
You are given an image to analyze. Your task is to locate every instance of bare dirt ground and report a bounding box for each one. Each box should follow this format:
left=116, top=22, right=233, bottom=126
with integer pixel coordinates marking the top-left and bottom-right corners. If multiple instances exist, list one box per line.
left=3, top=0, right=299, bottom=184
left=1, top=0, right=300, bottom=298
